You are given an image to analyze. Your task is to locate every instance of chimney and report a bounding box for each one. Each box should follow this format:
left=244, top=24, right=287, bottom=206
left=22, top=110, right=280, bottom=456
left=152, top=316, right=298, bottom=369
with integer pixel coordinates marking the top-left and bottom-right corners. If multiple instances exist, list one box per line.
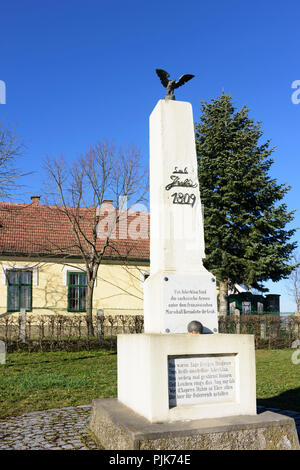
left=31, top=196, right=40, bottom=206
left=96, top=199, right=114, bottom=216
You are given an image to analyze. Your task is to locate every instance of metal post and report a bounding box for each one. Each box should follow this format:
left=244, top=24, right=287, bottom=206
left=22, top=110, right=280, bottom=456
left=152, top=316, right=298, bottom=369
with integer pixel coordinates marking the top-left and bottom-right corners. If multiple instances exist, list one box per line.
left=260, top=317, right=267, bottom=340
left=234, top=308, right=241, bottom=334
left=0, top=340, right=5, bottom=364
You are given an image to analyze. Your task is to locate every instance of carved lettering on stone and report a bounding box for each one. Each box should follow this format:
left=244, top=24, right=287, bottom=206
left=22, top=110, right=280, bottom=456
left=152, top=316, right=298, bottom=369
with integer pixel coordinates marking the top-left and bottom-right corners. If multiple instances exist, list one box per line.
left=168, top=354, right=236, bottom=407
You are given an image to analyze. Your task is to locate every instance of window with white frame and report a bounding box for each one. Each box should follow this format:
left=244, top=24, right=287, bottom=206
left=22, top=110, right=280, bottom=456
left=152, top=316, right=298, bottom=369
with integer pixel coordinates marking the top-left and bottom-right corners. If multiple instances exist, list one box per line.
left=7, top=270, right=32, bottom=312
left=67, top=272, right=88, bottom=312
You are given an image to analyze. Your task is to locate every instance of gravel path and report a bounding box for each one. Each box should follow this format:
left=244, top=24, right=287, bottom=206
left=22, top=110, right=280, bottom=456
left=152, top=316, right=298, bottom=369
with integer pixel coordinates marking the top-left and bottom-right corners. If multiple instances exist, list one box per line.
left=0, top=404, right=299, bottom=450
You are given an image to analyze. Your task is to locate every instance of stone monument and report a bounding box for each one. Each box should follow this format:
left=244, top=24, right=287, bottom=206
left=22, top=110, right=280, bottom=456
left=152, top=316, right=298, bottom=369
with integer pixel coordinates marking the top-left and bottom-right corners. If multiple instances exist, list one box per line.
left=90, top=73, right=300, bottom=450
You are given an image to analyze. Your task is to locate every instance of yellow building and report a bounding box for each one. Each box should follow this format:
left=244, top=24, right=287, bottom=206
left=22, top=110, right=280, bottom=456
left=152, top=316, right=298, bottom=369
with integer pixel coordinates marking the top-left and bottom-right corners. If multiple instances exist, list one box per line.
left=0, top=197, right=150, bottom=317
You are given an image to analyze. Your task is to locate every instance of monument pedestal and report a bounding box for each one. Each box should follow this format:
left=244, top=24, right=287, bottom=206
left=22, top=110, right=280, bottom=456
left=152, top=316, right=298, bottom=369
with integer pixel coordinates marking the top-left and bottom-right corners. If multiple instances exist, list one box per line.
left=90, top=399, right=300, bottom=450
left=117, top=333, right=256, bottom=422
left=90, top=332, right=300, bottom=449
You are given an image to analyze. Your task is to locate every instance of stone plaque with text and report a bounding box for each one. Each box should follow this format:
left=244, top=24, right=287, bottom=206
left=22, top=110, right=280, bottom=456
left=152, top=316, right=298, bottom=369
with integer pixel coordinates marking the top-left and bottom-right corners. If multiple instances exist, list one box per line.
left=168, top=354, right=236, bottom=407
left=163, top=274, right=218, bottom=334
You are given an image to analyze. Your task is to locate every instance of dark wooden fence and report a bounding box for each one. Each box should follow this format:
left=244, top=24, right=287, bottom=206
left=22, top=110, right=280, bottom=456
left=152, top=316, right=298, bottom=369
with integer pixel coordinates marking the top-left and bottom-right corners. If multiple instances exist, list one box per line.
left=0, top=312, right=299, bottom=351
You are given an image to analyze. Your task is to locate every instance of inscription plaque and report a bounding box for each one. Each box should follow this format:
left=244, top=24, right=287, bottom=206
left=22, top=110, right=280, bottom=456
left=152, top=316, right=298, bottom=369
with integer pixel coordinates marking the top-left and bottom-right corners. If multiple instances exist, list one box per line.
left=168, top=354, right=236, bottom=407
left=163, top=275, right=218, bottom=334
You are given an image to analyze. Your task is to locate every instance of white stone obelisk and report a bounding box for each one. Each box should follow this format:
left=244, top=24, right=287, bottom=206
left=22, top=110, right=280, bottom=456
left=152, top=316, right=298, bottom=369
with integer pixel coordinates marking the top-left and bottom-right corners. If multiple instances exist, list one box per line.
left=115, top=99, right=256, bottom=425
left=144, top=99, right=218, bottom=334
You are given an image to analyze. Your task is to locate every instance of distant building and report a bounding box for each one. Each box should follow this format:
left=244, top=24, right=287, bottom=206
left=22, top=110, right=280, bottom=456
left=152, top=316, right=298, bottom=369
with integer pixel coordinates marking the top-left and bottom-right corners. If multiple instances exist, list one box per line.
left=0, top=197, right=150, bottom=317
left=228, top=288, right=280, bottom=315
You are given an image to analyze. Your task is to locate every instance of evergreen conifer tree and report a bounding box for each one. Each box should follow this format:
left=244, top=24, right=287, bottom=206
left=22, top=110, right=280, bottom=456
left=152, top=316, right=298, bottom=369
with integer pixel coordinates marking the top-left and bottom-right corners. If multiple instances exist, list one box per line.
left=195, top=94, right=297, bottom=313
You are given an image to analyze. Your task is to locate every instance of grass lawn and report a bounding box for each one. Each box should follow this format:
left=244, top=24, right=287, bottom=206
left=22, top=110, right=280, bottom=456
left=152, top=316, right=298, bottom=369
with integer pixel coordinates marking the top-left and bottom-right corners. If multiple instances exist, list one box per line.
left=0, top=348, right=299, bottom=419
left=256, top=349, right=300, bottom=412
left=0, top=349, right=117, bottom=419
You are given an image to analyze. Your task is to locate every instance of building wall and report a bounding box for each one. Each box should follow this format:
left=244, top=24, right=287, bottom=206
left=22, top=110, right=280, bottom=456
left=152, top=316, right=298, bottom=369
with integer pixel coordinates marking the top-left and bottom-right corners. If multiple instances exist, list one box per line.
left=0, top=258, right=149, bottom=316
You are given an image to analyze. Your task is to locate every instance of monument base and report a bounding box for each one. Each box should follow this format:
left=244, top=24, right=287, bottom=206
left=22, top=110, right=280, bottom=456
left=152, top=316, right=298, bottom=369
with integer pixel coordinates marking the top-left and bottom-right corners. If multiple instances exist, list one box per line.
left=117, top=333, right=257, bottom=423
left=89, top=399, right=300, bottom=450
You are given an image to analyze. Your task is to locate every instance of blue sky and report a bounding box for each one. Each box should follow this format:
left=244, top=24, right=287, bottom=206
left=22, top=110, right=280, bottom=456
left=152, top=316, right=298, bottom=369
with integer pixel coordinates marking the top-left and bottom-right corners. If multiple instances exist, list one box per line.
left=1, top=0, right=300, bottom=311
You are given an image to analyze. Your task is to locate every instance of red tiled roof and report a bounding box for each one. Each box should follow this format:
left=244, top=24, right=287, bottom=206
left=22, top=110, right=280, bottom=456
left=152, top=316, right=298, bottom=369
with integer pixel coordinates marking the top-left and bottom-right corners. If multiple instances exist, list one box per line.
left=0, top=200, right=150, bottom=261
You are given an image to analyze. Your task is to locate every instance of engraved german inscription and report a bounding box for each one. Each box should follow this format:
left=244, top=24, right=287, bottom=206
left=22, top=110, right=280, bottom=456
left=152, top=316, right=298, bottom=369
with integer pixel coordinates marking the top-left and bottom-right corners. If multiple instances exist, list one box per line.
left=168, top=355, right=236, bottom=407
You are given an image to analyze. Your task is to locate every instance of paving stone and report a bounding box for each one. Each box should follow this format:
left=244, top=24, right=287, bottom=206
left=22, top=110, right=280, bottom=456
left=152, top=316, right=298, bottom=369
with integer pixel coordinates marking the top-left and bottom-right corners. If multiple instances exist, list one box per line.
left=0, top=405, right=99, bottom=450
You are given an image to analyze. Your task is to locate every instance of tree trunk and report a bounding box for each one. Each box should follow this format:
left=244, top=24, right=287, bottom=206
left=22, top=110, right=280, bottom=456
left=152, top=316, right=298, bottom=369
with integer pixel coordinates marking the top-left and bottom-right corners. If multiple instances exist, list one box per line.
left=97, top=308, right=104, bottom=345
left=86, top=281, right=95, bottom=337
left=219, top=279, right=229, bottom=315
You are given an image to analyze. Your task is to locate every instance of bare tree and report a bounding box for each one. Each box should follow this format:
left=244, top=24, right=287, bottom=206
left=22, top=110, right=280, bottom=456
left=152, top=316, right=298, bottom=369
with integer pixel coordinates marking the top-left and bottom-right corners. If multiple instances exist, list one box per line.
left=287, top=253, right=300, bottom=315
left=0, top=121, right=25, bottom=199
left=44, top=141, right=148, bottom=335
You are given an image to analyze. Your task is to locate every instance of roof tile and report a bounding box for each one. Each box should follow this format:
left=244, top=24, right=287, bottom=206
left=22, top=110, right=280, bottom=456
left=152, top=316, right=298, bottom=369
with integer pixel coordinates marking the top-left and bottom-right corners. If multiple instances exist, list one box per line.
left=0, top=202, right=150, bottom=261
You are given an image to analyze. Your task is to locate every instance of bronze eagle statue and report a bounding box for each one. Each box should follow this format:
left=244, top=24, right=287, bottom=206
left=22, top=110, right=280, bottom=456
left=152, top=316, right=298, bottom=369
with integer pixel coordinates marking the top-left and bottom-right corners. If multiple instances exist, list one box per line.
left=156, top=69, right=194, bottom=100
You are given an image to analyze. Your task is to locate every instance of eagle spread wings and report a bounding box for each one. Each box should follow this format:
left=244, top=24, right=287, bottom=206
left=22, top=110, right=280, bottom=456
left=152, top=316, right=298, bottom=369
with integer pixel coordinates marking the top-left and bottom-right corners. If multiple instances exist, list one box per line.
left=156, top=69, right=195, bottom=90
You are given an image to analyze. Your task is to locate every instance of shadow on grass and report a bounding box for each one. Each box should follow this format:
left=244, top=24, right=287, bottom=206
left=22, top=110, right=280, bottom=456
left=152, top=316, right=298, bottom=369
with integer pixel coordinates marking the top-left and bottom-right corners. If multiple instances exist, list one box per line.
left=257, top=387, right=300, bottom=413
